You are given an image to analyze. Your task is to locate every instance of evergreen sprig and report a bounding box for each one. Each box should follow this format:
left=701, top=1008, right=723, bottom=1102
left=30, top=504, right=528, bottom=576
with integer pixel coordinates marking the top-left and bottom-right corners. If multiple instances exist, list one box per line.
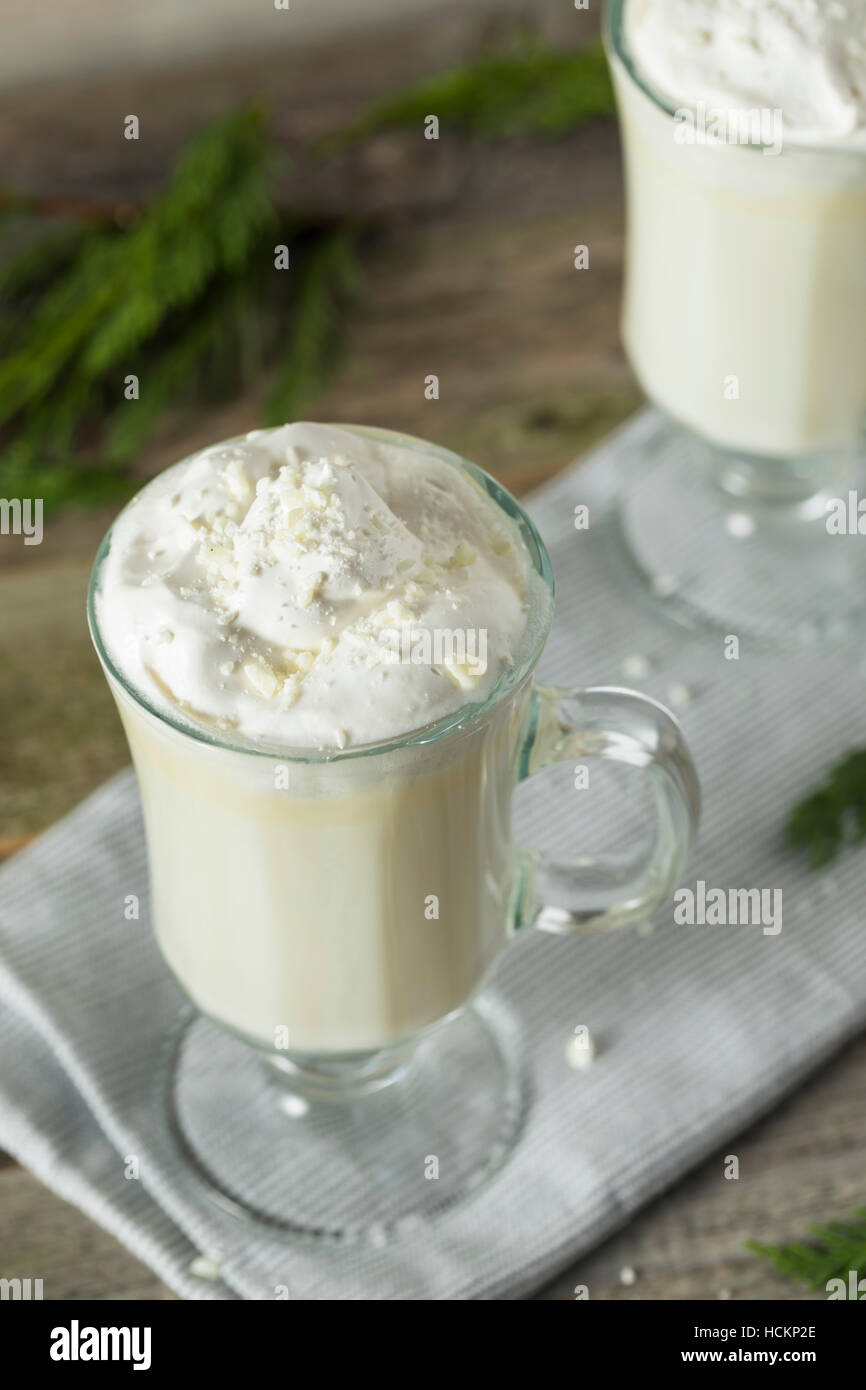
left=784, top=749, right=866, bottom=869
left=748, top=1209, right=866, bottom=1290
left=0, top=107, right=273, bottom=425
left=329, top=38, right=613, bottom=147
left=0, top=105, right=362, bottom=508
left=0, top=36, right=614, bottom=509
left=264, top=225, right=362, bottom=426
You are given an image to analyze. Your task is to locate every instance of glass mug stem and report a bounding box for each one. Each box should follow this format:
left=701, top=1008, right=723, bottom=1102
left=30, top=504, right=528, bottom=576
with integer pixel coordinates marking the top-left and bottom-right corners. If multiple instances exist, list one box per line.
left=706, top=440, right=854, bottom=521
left=513, top=685, right=700, bottom=934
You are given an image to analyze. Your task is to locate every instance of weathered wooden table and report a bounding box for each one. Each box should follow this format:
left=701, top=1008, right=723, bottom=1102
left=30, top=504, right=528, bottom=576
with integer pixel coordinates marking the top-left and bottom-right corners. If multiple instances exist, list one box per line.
left=0, top=2, right=860, bottom=1300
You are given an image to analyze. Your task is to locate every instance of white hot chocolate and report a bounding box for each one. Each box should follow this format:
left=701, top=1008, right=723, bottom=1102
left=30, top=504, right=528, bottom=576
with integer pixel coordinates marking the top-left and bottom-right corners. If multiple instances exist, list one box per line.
left=611, top=0, right=866, bottom=457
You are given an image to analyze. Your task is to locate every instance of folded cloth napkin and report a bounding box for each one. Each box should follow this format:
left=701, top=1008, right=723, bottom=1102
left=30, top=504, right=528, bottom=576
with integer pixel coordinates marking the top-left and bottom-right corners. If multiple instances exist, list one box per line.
left=2, top=411, right=866, bottom=1300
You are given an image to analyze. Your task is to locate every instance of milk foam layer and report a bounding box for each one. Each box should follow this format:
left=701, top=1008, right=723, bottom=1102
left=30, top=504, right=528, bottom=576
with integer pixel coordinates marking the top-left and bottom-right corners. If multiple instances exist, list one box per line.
left=96, top=424, right=530, bottom=749
left=626, top=0, right=866, bottom=147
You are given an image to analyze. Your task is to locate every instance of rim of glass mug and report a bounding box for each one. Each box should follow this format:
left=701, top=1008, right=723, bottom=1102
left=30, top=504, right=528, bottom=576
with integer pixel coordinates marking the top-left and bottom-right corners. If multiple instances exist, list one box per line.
left=87, top=424, right=556, bottom=764
left=603, top=0, right=866, bottom=161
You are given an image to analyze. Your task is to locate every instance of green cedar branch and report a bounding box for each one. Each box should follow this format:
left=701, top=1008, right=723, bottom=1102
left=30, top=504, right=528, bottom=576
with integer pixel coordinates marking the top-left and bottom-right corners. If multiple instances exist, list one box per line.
left=748, top=1209, right=866, bottom=1290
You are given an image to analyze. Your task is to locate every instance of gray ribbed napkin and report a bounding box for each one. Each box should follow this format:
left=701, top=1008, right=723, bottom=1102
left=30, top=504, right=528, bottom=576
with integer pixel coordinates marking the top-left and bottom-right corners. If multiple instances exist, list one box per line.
left=2, top=410, right=866, bottom=1300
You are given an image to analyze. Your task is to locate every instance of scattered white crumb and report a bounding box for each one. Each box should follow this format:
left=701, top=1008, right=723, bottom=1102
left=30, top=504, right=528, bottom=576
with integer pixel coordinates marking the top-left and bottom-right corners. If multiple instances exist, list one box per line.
left=667, top=681, right=692, bottom=709
left=651, top=574, right=679, bottom=597
left=395, top=1213, right=424, bottom=1238
left=725, top=512, right=755, bottom=539
left=280, top=1094, right=309, bottom=1118
left=189, top=1254, right=222, bottom=1280
left=565, top=1030, right=597, bottom=1070
left=718, top=1288, right=731, bottom=1300
left=621, top=653, right=651, bottom=681
left=619, top=1265, right=637, bottom=1286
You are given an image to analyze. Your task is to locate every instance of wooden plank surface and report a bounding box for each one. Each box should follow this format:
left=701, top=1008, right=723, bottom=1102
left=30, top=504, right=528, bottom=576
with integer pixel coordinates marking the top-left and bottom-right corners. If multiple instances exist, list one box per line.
left=0, top=1, right=863, bottom=1302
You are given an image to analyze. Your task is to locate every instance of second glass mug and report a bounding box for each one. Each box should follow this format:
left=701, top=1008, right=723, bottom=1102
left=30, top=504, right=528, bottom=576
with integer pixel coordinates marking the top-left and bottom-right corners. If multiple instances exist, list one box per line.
left=603, top=0, right=866, bottom=644
left=89, top=425, right=700, bottom=1239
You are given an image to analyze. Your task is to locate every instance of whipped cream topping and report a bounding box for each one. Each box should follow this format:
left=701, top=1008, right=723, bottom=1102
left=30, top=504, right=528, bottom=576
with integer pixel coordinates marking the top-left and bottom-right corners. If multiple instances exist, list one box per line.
left=95, top=424, right=533, bottom=750
left=625, top=0, right=866, bottom=146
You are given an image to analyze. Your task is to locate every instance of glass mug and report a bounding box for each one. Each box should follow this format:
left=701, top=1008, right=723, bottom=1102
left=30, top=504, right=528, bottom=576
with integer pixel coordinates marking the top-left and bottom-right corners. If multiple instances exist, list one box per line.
left=603, top=0, right=866, bottom=644
left=89, top=425, right=700, bottom=1240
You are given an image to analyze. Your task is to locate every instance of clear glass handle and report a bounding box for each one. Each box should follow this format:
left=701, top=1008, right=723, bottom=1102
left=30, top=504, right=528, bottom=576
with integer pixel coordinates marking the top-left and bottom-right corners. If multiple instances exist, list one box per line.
left=513, top=685, right=700, bottom=933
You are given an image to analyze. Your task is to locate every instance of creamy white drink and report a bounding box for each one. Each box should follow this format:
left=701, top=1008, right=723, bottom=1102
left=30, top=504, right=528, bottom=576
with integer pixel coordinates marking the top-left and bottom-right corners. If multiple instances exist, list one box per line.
left=94, top=424, right=540, bottom=1054
left=611, top=0, right=866, bottom=457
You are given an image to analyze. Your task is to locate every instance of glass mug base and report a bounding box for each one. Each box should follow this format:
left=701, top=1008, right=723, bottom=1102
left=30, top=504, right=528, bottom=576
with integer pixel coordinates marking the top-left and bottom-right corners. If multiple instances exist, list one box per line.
left=157, top=998, right=523, bottom=1242
left=612, top=437, right=866, bottom=646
